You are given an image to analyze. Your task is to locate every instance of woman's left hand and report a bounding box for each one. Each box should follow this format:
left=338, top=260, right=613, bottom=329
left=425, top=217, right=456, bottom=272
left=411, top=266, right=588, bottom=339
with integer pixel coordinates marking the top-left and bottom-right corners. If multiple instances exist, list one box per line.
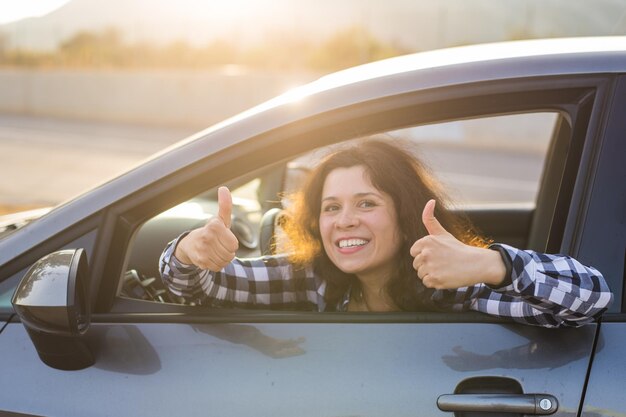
left=409, top=200, right=507, bottom=290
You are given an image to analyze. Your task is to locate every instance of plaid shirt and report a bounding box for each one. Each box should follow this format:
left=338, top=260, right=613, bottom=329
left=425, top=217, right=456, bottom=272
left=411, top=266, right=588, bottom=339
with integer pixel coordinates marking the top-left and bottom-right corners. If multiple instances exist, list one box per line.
left=159, top=236, right=613, bottom=328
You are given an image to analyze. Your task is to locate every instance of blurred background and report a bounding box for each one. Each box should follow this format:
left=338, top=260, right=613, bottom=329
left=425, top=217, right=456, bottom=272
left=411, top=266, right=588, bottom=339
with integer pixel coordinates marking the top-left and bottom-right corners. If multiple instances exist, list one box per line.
left=1, top=0, right=626, bottom=213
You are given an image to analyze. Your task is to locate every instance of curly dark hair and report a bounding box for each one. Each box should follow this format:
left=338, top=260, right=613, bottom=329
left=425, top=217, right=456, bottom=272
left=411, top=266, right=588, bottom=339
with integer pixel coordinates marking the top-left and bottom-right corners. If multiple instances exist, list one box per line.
left=283, top=139, right=487, bottom=311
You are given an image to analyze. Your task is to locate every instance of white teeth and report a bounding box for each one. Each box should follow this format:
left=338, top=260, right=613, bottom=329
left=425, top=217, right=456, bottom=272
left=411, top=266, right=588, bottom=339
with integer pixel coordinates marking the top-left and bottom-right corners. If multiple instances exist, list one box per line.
left=338, top=239, right=368, bottom=248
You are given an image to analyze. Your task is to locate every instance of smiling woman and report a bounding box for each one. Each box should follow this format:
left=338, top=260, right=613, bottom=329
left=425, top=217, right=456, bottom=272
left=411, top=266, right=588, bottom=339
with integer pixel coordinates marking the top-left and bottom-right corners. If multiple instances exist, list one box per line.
left=160, top=139, right=613, bottom=327
left=319, top=166, right=403, bottom=292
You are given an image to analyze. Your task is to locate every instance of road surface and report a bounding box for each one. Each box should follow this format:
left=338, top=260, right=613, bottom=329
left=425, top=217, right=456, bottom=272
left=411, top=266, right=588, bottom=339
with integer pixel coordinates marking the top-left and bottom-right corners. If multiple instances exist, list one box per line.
left=0, top=113, right=195, bottom=211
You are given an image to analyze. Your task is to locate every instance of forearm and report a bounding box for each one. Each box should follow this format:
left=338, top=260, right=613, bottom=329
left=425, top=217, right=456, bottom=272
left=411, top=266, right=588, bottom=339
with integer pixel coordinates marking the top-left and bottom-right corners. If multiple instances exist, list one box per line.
left=159, top=235, right=211, bottom=304
left=472, top=244, right=614, bottom=327
left=159, top=235, right=320, bottom=308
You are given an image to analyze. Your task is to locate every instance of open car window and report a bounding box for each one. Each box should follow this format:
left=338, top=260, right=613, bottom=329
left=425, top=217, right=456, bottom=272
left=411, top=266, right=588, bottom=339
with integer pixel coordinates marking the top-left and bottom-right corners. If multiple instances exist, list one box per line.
left=120, top=111, right=559, bottom=308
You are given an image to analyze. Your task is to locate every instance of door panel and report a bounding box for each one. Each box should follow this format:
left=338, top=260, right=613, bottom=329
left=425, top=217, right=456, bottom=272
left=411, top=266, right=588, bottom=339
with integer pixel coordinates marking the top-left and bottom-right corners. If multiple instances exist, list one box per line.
left=581, top=323, right=626, bottom=417
left=0, top=321, right=595, bottom=417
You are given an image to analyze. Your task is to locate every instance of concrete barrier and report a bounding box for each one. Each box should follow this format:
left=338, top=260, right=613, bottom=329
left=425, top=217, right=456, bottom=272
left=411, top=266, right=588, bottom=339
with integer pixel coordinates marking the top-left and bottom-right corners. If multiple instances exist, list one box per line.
left=0, top=68, right=319, bottom=128
left=0, top=68, right=552, bottom=154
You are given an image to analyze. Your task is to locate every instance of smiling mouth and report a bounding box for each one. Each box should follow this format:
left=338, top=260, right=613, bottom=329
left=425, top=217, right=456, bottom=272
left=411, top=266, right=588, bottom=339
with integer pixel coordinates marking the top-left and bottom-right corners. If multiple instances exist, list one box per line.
left=337, top=238, right=369, bottom=248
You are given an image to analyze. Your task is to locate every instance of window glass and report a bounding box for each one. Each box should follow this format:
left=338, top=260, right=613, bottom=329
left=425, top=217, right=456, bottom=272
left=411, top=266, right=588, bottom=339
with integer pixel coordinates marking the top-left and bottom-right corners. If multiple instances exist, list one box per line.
left=394, top=113, right=556, bottom=205
left=0, top=272, right=22, bottom=313
left=286, top=112, right=557, bottom=206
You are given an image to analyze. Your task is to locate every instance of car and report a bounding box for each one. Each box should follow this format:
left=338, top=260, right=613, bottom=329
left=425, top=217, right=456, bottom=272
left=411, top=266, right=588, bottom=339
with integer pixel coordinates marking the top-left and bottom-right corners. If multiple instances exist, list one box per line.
left=1, top=37, right=625, bottom=416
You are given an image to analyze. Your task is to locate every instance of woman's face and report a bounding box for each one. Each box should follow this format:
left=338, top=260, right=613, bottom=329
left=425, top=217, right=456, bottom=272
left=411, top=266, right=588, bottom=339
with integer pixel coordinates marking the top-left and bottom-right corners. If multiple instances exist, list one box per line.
left=319, top=165, right=403, bottom=281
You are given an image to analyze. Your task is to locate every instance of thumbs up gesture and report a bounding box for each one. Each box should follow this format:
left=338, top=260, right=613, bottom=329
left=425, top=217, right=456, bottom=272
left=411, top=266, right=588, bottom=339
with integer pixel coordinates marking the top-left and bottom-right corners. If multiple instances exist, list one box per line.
left=410, top=200, right=506, bottom=289
left=174, top=186, right=239, bottom=271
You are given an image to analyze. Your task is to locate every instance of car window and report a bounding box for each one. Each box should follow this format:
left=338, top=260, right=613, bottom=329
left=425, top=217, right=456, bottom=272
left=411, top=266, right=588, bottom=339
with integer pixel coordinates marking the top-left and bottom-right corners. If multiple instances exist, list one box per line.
left=122, top=178, right=266, bottom=301
left=120, top=111, right=558, bottom=306
left=286, top=112, right=557, bottom=206
left=394, top=113, right=555, bottom=205
left=0, top=271, right=22, bottom=313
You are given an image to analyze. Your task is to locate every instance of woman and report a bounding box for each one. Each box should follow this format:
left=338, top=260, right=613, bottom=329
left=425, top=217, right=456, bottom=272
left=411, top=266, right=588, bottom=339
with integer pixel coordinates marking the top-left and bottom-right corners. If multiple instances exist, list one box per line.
left=160, top=140, right=613, bottom=327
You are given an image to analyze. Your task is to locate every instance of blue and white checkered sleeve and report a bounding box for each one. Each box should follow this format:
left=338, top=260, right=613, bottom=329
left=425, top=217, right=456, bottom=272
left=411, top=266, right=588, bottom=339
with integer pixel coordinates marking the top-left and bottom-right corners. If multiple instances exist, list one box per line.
left=159, top=234, right=319, bottom=308
left=159, top=234, right=212, bottom=304
left=464, top=244, right=614, bottom=328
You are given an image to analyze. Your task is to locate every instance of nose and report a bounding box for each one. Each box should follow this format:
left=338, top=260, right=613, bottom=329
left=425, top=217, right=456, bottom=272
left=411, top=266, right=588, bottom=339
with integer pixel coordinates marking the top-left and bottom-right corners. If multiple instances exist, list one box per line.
left=336, top=207, right=359, bottom=229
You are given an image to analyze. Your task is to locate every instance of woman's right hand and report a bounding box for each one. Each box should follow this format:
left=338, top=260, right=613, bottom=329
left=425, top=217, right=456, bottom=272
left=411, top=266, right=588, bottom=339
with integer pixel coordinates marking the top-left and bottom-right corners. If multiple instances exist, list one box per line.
left=174, top=186, right=239, bottom=271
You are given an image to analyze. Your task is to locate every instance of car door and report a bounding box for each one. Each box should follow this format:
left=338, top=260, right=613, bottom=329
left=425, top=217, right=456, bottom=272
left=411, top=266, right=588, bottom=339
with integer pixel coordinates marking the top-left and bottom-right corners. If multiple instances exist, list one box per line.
left=579, top=75, right=626, bottom=417
left=0, top=74, right=613, bottom=417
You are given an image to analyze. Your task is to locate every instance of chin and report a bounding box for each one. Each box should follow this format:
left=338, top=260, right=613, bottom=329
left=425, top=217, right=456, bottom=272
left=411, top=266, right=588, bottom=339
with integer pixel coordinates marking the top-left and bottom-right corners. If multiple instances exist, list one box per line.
left=335, top=263, right=369, bottom=275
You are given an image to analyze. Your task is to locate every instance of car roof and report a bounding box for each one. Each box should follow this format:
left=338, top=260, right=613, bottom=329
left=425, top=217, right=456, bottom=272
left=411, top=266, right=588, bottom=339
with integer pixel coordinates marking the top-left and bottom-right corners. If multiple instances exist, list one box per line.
left=320, top=36, right=626, bottom=81
left=207, top=36, right=626, bottom=132
left=2, top=37, right=626, bottom=266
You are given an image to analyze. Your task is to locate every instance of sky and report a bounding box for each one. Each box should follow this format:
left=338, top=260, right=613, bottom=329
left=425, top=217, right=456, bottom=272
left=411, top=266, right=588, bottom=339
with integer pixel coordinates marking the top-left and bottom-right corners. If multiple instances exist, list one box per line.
left=0, top=0, right=70, bottom=24
left=1, top=1, right=625, bottom=52
left=2, top=0, right=625, bottom=74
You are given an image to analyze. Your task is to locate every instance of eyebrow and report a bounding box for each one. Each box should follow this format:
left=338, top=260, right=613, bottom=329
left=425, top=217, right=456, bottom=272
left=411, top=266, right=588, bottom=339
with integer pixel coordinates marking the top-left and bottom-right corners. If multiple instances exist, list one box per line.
left=321, top=192, right=384, bottom=202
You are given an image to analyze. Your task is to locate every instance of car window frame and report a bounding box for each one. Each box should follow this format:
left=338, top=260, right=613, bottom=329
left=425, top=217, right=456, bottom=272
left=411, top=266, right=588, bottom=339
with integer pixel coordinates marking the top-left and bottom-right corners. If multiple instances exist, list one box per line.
left=573, top=74, right=626, bottom=315
left=77, top=74, right=613, bottom=320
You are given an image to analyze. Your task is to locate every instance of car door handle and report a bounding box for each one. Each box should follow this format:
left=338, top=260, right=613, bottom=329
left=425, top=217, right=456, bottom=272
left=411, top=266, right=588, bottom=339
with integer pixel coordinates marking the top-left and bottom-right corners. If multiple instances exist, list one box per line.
left=437, top=394, right=558, bottom=415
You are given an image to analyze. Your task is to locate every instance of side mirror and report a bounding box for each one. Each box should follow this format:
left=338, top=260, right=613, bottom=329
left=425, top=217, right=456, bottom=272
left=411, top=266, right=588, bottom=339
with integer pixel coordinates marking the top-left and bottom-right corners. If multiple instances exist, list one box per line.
left=11, top=248, right=94, bottom=370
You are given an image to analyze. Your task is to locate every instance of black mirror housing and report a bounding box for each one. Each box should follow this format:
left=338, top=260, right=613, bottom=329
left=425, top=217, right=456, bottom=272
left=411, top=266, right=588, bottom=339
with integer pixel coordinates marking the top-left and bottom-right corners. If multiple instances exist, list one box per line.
left=11, top=248, right=94, bottom=370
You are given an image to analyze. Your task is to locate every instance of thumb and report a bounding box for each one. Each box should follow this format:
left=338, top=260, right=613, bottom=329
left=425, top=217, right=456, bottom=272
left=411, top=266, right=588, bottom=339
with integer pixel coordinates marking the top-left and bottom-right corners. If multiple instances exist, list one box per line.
left=217, top=186, right=232, bottom=228
left=422, top=199, right=447, bottom=236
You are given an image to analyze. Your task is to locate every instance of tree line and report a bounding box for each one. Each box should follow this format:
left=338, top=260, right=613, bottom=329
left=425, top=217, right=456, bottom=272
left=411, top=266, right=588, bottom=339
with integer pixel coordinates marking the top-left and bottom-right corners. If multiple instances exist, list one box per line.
left=0, top=26, right=410, bottom=72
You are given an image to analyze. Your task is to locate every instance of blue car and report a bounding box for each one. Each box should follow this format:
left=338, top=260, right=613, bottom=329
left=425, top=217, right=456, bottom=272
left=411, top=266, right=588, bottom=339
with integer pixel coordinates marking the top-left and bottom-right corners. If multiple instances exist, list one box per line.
left=1, top=37, right=625, bottom=416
